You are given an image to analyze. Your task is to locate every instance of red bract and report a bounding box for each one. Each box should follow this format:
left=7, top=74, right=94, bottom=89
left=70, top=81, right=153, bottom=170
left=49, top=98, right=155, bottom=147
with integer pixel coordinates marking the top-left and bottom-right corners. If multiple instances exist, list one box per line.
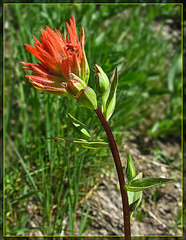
left=21, top=15, right=89, bottom=96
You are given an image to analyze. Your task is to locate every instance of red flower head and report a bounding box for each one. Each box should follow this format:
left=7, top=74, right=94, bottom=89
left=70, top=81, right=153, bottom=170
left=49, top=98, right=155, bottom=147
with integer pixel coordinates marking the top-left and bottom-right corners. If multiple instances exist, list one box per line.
left=21, top=15, right=89, bottom=96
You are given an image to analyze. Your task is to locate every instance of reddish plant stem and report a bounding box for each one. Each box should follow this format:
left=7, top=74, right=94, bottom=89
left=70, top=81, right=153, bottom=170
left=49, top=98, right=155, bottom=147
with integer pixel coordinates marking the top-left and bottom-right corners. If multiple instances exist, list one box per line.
left=95, top=107, right=131, bottom=240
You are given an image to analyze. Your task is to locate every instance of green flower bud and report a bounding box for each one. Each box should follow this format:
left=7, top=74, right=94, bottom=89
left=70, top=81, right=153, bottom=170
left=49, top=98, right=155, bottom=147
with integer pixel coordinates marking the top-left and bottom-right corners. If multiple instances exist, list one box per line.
left=93, top=64, right=109, bottom=94
left=76, top=86, right=97, bottom=110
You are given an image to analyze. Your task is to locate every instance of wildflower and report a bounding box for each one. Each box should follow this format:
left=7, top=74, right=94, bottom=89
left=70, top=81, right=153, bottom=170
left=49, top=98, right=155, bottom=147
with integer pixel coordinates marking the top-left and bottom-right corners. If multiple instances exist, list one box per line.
left=21, top=15, right=89, bottom=96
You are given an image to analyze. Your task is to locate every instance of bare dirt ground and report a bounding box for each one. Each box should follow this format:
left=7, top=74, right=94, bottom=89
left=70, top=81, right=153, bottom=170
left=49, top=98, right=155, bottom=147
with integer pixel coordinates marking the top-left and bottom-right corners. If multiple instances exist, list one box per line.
left=71, top=134, right=182, bottom=237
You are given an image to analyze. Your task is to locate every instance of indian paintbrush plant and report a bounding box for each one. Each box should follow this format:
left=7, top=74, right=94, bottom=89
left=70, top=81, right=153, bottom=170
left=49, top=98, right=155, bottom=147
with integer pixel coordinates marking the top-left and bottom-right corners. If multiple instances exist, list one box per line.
left=21, top=15, right=174, bottom=239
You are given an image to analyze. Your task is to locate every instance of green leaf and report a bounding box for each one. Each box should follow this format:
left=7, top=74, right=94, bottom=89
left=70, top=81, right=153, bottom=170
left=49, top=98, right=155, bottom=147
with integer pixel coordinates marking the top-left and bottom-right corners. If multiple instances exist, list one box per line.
left=102, top=68, right=118, bottom=120
left=133, top=172, right=143, bottom=180
left=126, top=154, right=135, bottom=184
left=125, top=177, right=174, bottom=192
left=128, top=172, right=142, bottom=218
left=46, top=137, right=108, bottom=149
left=129, top=197, right=141, bottom=214
left=68, top=113, right=91, bottom=138
left=127, top=173, right=142, bottom=204
left=81, top=142, right=108, bottom=149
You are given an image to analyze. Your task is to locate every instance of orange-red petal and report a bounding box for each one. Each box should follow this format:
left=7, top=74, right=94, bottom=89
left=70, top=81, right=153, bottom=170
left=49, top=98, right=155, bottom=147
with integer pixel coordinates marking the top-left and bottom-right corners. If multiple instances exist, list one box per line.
left=22, top=15, right=88, bottom=96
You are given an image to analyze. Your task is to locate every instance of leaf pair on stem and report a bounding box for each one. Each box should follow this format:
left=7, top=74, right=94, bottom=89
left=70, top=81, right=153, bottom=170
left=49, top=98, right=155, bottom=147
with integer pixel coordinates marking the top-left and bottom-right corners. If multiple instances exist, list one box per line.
left=125, top=154, right=174, bottom=218
left=46, top=113, right=108, bottom=149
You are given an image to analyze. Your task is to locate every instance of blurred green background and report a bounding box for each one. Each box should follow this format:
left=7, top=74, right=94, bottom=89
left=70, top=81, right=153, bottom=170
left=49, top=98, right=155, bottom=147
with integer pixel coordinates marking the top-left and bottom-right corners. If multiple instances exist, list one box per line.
left=4, top=3, right=182, bottom=236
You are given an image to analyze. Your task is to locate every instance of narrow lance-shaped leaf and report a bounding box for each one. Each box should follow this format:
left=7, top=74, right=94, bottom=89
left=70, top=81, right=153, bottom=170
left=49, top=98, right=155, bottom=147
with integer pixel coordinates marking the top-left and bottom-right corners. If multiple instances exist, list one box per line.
left=102, top=68, right=118, bottom=120
left=128, top=173, right=142, bottom=205
left=125, top=177, right=174, bottom=192
left=46, top=137, right=108, bottom=149
left=128, top=172, right=143, bottom=218
left=126, top=154, right=136, bottom=184
left=68, top=113, right=91, bottom=138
